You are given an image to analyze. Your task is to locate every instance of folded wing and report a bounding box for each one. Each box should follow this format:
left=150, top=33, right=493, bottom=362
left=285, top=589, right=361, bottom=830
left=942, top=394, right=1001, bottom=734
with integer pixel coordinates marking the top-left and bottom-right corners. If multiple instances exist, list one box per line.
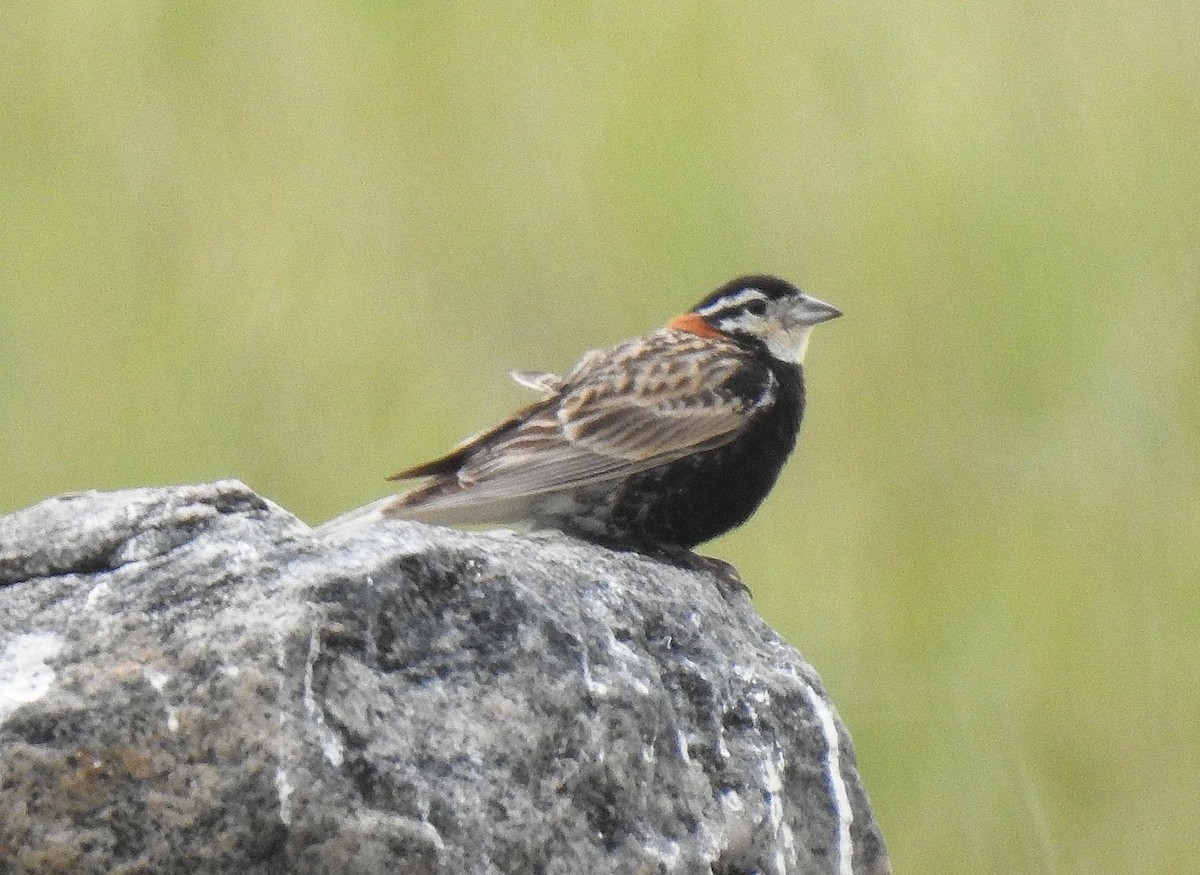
left=384, top=332, right=775, bottom=520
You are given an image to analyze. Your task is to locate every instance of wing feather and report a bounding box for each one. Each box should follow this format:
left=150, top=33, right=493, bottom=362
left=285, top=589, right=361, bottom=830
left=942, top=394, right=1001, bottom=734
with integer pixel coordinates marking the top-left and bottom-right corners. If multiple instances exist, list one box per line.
left=387, top=330, right=776, bottom=514
left=509, top=369, right=563, bottom=394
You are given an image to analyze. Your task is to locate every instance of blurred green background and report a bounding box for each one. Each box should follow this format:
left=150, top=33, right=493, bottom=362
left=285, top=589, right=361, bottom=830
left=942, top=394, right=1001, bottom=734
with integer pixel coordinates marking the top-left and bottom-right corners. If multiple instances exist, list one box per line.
left=3, top=3, right=1198, bottom=871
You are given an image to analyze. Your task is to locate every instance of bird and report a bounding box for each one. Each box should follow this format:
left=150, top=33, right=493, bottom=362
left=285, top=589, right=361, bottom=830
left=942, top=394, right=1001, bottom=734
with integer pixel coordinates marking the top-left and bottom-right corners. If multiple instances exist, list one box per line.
left=374, top=274, right=841, bottom=566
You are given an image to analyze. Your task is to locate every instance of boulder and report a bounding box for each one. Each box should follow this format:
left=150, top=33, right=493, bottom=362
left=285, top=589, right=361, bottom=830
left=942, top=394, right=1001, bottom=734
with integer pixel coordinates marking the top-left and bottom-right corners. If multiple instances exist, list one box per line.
left=0, top=481, right=889, bottom=874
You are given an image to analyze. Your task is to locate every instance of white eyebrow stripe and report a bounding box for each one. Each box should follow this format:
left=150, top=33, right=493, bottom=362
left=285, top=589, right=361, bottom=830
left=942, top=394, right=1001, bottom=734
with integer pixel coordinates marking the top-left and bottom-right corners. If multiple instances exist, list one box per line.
left=696, top=288, right=769, bottom=316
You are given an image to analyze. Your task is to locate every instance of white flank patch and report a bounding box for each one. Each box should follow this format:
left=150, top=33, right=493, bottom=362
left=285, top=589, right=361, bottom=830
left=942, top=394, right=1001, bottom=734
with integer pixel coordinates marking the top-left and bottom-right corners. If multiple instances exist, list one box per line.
left=803, top=683, right=854, bottom=875
left=0, top=632, right=65, bottom=723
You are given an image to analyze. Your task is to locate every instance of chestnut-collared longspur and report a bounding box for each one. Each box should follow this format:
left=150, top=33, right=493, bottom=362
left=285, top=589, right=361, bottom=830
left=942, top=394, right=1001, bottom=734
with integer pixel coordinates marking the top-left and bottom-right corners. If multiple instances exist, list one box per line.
left=375, top=275, right=841, bottom=553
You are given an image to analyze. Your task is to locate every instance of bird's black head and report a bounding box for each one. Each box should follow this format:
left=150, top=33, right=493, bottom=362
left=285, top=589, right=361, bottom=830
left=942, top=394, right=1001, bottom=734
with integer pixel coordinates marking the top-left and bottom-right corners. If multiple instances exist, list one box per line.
left=689, top=275, right=842, bottom=364
left=691, top=275, right=805, bottom=313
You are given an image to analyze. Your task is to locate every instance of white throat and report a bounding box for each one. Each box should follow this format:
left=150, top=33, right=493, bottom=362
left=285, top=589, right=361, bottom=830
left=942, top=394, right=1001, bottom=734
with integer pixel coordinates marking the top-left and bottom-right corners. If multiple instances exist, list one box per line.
left=765, top=324, right=815, bottom=364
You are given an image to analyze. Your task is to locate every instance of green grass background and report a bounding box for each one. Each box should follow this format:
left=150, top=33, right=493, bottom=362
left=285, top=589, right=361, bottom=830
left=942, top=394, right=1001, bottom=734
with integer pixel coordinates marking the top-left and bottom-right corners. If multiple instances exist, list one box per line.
left=3, top=3, right=1198, bottom=871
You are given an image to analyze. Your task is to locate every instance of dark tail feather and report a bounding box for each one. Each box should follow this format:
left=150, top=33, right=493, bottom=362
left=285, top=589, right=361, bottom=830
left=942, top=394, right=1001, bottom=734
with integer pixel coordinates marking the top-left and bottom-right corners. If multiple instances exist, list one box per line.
left=387, top=403, right=545, bottom=482
left=387, top=446, right=471, bottom=481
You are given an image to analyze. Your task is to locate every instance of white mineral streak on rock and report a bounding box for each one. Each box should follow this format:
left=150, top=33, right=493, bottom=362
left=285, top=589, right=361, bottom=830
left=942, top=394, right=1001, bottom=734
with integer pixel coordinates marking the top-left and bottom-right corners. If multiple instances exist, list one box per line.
left=760, top=745, right=797, bottom=875
left=144, top=667, right=180, bottom=732
left=804, top=682, right=855, bottom=875
left=304, top=624, right=344, bottom=766
left=275, top=766, right=294, bottom=827
left=0, top=632, right=64, bottom=723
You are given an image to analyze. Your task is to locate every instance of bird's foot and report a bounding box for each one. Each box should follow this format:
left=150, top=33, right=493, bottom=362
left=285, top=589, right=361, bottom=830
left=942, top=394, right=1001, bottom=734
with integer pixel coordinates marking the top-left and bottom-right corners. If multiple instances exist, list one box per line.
left=651, top=547, right=751, bottom=598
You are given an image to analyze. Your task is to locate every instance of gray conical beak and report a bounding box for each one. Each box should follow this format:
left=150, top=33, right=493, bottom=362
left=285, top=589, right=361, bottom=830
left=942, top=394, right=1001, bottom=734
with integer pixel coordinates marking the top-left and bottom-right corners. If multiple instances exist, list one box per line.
left=796, top=294, right=842, bottom=325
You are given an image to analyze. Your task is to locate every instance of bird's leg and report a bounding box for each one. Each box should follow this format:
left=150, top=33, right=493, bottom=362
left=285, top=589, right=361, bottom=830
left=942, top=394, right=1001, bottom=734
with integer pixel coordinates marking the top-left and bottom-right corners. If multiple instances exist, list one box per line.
left=547, top=530, right=752, bottom=598
left=650, top=546, right=751, bottom=598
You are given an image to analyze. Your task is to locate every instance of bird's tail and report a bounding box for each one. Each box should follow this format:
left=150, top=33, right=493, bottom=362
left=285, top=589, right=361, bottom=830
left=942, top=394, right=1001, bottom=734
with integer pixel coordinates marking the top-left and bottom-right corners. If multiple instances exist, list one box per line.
left=315, top=495, right=397, bottom=534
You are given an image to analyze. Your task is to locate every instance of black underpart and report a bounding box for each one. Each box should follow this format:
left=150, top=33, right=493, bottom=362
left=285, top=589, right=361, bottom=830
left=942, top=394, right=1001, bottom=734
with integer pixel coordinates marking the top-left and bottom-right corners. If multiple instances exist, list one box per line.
left=604, top=357, right=805, bottom=550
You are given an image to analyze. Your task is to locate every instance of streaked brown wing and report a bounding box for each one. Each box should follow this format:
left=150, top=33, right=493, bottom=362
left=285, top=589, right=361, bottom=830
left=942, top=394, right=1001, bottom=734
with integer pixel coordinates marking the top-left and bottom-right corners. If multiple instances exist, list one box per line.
left=425, top=331, right=776, bottom=503
left=509, top=369, right=564, bottom=394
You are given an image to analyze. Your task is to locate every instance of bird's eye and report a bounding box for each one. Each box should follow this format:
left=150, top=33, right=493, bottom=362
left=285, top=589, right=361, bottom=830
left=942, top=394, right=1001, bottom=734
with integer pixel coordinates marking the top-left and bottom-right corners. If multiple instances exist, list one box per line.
left=744, top=299, right=768, bottom=317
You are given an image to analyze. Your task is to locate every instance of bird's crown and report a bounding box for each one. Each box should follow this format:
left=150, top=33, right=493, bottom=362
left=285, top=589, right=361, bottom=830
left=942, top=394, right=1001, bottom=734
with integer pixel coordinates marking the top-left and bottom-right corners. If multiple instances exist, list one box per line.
left=687, top=275, right=841, bottom=364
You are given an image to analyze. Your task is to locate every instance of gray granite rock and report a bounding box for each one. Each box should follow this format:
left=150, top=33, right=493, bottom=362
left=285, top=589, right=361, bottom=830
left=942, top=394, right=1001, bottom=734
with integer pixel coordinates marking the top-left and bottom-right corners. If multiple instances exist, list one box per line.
left=0, top=481, right=889, bottom=875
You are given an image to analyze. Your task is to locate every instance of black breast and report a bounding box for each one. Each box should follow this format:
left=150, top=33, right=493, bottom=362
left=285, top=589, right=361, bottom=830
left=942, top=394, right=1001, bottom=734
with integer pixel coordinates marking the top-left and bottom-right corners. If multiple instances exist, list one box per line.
left=613, top=359, right=806, bottom=549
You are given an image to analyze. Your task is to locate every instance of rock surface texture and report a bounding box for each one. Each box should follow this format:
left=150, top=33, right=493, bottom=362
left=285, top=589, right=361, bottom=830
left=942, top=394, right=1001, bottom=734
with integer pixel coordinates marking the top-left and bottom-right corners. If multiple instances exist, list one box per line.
left=0, top=481, right=889, bottom=875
